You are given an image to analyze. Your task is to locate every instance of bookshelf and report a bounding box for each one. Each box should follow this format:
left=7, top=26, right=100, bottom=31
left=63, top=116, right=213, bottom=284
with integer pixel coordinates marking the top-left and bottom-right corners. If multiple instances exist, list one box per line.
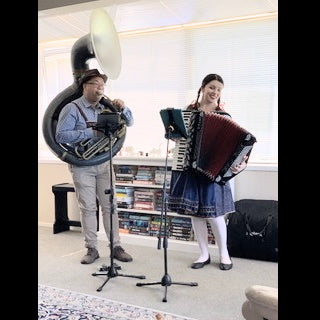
left=96, top=156, right=216, bottom=250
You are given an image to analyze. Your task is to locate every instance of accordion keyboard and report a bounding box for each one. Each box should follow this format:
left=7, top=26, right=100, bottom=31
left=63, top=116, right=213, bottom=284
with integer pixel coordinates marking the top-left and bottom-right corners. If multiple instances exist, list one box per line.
left=172, top=110, right=192, bottom=171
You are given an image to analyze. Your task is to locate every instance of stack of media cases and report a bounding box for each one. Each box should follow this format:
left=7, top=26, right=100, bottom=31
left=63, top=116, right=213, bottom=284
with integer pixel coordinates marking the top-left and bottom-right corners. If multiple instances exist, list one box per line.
left=116, top=186, right=134, bottom=209
left=115, top=165, right=135, bottom=183
left=169, top=217, right=194, bottom=241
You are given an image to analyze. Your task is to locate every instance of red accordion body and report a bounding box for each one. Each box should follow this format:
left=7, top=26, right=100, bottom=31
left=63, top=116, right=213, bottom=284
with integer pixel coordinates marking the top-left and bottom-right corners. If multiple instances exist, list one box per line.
left=172, top=111, right=257, bottom=184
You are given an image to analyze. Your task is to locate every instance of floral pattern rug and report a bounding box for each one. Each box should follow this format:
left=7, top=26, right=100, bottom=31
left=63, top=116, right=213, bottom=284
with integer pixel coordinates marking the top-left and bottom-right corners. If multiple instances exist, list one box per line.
left=38, top=284, right=197, bottom=320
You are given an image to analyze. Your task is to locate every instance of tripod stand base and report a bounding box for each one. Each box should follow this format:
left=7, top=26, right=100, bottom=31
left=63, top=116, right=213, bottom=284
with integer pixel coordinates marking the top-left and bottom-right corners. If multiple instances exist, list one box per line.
left=92, top=264, right=146, bottom=292
left=96, top=262, right=122, bottom=272
left=136, top=273, right=198, bottom=302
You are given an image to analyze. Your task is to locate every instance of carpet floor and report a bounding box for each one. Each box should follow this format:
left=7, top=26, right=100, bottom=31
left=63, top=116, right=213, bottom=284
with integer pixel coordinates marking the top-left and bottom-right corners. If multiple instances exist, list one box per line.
left=38, top=284, right=198, bottom=320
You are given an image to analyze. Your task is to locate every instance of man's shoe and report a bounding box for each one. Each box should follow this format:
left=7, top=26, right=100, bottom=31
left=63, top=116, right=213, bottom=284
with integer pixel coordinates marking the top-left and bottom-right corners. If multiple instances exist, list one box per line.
left=112, top=246, right=133, bottom=262
left=191, top=256, right=211, bottom=269
left=80, top=248, right=99, bottom=264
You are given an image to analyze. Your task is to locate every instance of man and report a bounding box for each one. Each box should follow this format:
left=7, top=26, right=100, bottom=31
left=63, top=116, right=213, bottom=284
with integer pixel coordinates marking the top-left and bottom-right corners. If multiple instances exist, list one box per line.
left=56, top=69, right=133, bottom=264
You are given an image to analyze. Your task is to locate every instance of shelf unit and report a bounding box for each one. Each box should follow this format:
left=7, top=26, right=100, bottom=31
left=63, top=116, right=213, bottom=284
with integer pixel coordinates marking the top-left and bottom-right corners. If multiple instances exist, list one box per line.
left=115, top=181, right=180, bottom=217
left=97, top=156, right=217, bottom=250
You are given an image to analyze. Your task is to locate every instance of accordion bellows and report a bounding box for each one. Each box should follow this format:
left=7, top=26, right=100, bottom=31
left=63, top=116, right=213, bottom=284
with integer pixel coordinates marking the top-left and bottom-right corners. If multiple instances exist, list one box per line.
left=172, top=111, right=257, bottom=184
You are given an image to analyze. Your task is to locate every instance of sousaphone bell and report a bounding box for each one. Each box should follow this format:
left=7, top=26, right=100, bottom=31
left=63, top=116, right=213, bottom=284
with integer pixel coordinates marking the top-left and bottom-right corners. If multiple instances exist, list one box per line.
left=42, top=8, right=126, bottom=166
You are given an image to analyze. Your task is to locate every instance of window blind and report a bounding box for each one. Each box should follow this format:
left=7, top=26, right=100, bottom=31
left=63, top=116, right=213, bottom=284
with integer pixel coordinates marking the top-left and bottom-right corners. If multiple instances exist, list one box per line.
left=38, top=17, right=277, bottom=163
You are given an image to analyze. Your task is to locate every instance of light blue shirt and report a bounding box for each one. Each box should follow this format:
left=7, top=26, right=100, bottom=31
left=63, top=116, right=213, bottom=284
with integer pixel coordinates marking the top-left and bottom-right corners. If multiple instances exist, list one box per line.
left=55, top=95, right=134, bottom=146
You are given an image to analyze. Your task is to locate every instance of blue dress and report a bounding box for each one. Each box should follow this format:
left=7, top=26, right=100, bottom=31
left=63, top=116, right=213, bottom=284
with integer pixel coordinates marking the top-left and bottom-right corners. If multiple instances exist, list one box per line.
left=167, top=169, right=235, bottom=218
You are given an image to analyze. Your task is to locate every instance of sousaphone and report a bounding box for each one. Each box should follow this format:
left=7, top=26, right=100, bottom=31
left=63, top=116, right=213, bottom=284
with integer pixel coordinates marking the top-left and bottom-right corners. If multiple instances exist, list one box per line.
left=42, top=8, right=126, bottom=166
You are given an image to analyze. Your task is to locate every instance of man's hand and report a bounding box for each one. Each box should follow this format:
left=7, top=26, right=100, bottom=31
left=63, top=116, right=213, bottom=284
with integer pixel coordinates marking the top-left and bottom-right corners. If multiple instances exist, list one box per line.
left=112, top=99, right=125, bottom=111
left=92, top=128, right=105, bottom=138
left=230, top=155, right=248, bottom=174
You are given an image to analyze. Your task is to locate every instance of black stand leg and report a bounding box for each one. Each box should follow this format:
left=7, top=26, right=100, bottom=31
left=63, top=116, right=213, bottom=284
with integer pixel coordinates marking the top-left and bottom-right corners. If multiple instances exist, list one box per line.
left=136, top=130, right=198, bottom=302
left=93, top=262, right=145, bottom=292
left=91, top=131, right=146, bottom=291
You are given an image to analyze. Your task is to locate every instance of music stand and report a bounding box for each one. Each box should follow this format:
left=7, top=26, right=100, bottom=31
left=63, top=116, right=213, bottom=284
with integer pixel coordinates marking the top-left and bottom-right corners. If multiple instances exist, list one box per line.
left=92, top=114, right=146, bottom=292
left=136, top=108, right=198, bottom=302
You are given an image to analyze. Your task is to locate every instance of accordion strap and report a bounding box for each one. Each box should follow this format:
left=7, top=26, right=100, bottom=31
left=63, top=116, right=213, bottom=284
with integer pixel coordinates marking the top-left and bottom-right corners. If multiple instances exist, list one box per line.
left=214, top=110, right=231, bottom=118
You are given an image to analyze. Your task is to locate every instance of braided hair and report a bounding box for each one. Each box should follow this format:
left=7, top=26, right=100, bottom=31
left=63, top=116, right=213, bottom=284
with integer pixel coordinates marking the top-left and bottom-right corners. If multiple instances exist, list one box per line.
left=191, top=74, right=224, bottom=110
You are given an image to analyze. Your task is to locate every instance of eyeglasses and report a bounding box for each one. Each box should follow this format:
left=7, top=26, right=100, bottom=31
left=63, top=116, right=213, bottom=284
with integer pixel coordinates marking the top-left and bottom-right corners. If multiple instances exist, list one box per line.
left=86, top=82, right=106, bottom=88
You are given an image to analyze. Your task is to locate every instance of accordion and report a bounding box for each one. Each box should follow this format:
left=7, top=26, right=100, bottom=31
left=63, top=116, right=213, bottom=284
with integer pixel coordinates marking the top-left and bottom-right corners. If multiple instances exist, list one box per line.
left=172, top=110, right=257, bottom=184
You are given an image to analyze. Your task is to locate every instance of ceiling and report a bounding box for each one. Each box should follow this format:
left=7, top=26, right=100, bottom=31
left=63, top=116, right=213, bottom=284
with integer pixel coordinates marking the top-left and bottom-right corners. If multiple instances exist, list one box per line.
left=38, top=0, right=278, bottom=43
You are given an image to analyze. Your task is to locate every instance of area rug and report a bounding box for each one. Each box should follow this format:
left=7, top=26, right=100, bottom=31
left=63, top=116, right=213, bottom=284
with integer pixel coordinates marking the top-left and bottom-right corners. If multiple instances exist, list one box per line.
left=38, top=284, right=197, bottom=320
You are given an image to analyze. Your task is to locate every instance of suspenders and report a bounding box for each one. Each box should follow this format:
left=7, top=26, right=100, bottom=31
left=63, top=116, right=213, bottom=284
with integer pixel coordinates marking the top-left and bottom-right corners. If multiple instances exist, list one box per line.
left=71, top=102, right=96, bottom=128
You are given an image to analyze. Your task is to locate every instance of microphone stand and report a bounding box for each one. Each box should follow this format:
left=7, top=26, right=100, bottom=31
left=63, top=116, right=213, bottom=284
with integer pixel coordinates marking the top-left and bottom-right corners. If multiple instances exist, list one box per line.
left=92, top=127, right=146, bottom=292
left=136, top=125, right=198, bottom=302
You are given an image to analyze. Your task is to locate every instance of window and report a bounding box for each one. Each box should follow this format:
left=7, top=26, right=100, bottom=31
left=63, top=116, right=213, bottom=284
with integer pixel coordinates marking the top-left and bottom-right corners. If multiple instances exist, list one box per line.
left=39, top=16, right=277, bottom=164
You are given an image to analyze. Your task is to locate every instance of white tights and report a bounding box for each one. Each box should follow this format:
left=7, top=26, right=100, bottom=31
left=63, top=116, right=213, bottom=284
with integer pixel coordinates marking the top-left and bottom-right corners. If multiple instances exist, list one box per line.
left=191, top=215, right=231, bottom=264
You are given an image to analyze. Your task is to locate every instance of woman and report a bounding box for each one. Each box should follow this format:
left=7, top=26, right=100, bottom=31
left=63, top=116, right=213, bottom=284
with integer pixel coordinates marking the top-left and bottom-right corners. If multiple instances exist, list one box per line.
left=168, top=74, right=248, bottom=270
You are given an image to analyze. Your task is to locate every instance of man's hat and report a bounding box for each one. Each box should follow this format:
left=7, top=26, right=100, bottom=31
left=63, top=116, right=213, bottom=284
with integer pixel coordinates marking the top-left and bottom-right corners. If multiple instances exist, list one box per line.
left=79, top=69, right=108, bottom=86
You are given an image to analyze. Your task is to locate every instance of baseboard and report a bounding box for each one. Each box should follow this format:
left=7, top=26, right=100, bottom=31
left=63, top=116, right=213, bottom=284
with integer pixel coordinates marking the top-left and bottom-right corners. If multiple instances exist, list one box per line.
left=38, top=222, right=52, bottom=228
left=38, top=222, right=81, bottom=232
left=97, top=230, right=217, bottom=253
left=38, top=223, right=217, bottom=253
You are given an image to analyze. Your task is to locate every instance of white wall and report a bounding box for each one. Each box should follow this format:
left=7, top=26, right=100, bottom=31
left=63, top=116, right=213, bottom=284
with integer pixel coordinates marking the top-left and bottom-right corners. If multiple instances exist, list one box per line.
left=38, top=162, right=79, bottom=227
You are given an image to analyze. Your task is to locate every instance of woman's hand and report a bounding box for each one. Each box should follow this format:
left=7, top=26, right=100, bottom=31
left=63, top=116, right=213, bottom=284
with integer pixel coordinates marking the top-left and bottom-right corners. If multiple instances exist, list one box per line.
left=230, top=155, right=248, bottom=174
